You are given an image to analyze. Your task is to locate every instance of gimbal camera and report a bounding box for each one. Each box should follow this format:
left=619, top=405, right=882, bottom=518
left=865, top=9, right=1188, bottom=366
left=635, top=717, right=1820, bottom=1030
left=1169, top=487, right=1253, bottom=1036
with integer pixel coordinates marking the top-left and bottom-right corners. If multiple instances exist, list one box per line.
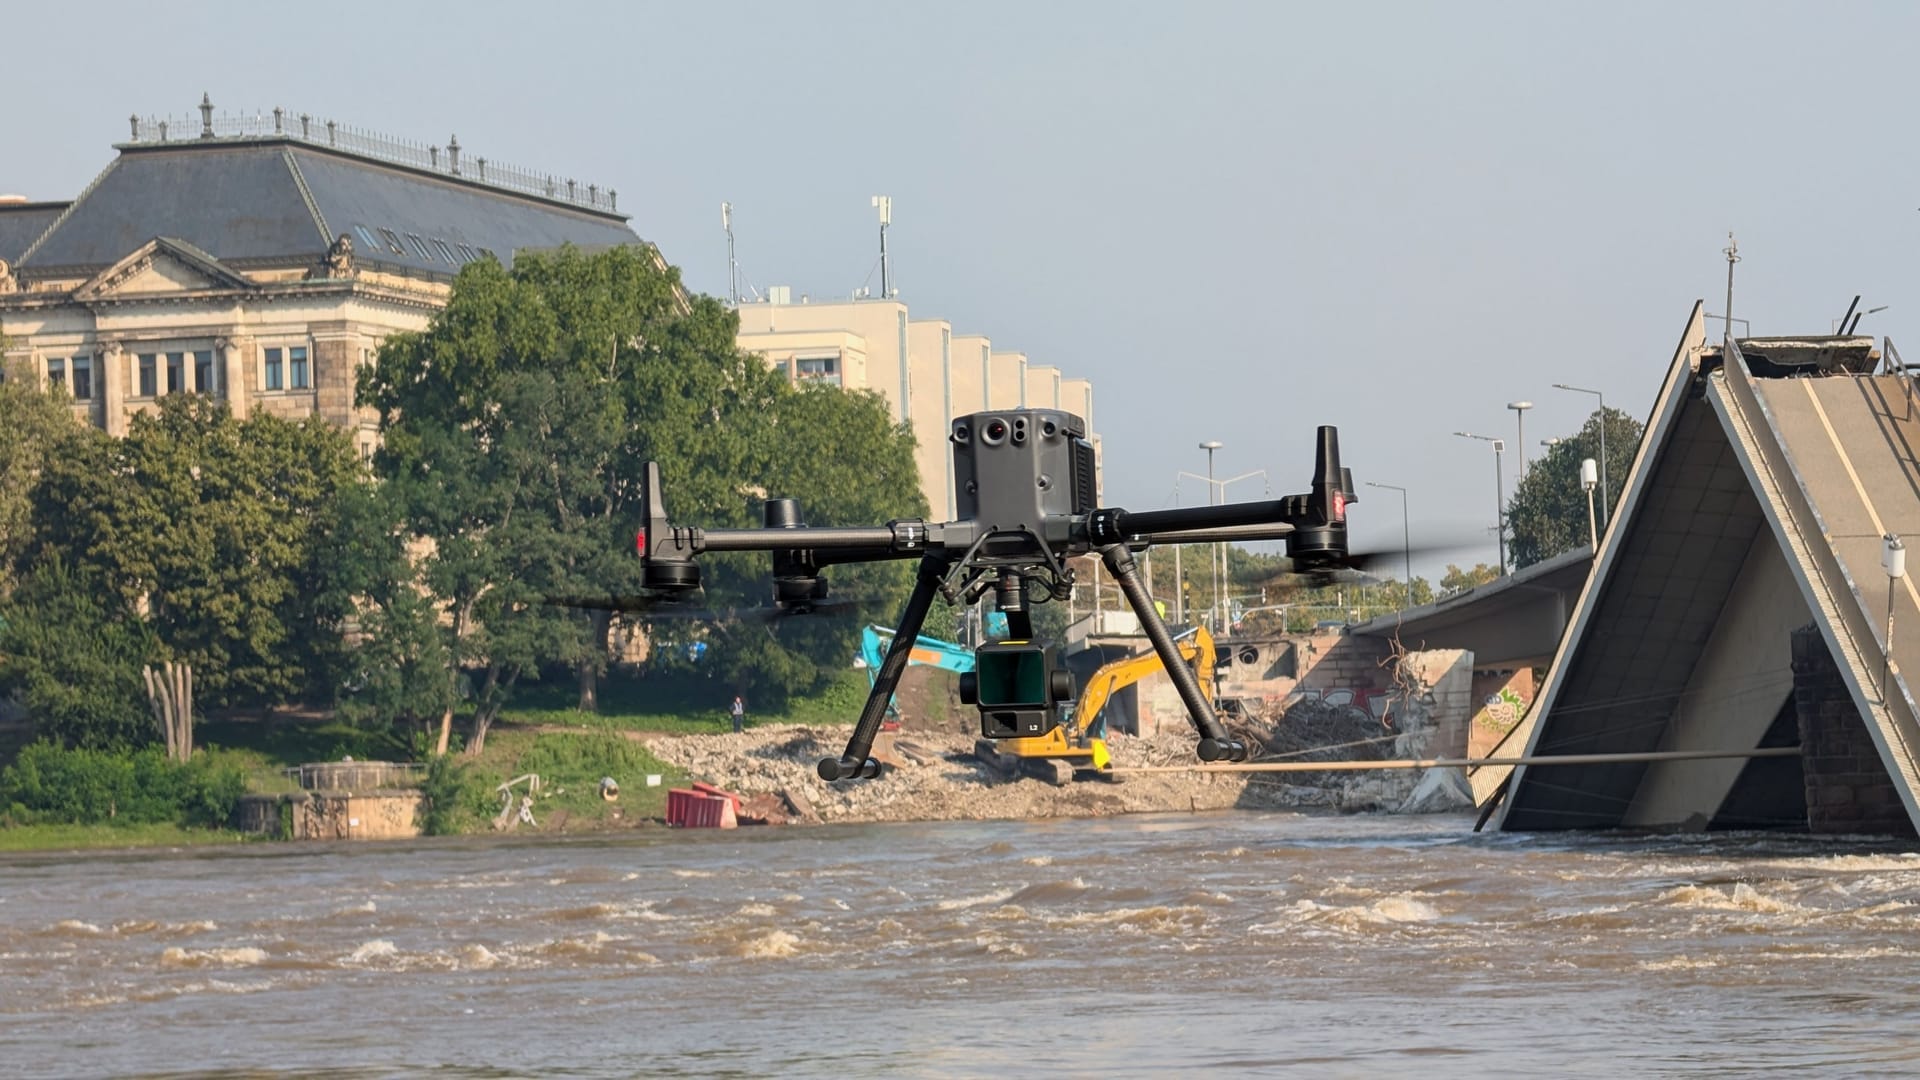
left=634, top=408, right=1357, bottom=782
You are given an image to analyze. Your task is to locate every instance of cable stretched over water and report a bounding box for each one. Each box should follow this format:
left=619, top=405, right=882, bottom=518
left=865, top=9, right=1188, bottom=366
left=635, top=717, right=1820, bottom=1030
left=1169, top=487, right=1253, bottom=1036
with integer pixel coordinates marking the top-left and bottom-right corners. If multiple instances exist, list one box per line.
left=1109, top=745, right=1804, bottom=776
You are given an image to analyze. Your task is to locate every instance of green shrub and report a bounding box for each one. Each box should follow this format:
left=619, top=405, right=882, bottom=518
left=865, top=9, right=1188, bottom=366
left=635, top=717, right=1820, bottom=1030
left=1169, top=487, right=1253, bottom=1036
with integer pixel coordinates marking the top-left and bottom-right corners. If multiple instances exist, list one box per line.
left=0, top=742, right=244, bottom=827
left=419, top=754, right=488, bottom=836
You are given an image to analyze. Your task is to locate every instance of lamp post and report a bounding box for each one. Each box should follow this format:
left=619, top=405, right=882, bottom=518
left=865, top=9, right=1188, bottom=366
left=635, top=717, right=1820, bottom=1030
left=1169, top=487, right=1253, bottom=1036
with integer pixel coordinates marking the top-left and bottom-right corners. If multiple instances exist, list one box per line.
left=1364, top=481, right=1412, bottom=593
left=1200, top=441, right=1222, bottom=629
left=1175, top=464, right=1268, bottom=630
left=1884, top=534, right=1905, bottom=698
left=1454, top=432, right=1506, bottom=571
left=1580, top=457, right=1599, bottom=550
left=1553, top=383, right=1609, bottom=532
left=1508, top=401, right=1534, bottom=474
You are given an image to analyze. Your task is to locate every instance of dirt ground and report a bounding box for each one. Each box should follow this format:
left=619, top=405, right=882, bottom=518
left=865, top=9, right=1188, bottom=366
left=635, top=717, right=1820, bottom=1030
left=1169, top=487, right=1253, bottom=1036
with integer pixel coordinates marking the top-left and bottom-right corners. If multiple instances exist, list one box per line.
left=641, top=673, right=1439, bottom=826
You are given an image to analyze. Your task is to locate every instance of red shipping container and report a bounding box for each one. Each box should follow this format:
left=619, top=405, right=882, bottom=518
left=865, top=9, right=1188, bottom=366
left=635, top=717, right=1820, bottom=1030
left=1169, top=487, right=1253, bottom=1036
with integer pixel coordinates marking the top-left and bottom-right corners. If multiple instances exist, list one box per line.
left=666, top=789, right=738, bottom=829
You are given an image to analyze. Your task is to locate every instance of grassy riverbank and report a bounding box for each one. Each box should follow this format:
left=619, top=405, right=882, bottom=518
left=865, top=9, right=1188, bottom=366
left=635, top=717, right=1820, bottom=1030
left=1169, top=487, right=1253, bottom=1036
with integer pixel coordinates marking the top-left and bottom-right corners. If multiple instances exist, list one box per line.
left=0, top=670, right=873, bottom=853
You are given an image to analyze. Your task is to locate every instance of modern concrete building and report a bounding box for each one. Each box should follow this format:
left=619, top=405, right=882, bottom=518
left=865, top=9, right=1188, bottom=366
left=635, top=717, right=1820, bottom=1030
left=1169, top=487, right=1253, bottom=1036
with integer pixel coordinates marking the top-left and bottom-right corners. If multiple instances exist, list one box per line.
left=734, top=294, right=1101, bottom=519
left=0, top=98, right=651, bottom=459
left=1487, top=302, right=1920, bottom=837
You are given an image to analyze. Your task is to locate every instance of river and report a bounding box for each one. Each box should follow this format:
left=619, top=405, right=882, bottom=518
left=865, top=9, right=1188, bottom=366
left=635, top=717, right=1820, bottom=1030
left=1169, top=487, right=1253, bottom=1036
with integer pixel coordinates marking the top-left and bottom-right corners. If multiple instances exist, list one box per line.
left=4, top=812, right=1920, bottom=1078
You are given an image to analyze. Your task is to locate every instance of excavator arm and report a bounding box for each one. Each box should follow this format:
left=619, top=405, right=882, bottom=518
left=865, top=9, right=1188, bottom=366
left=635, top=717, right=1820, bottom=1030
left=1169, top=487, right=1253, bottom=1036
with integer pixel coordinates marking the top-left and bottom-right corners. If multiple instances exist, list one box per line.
left=986, top=626, right=1217, bottom=783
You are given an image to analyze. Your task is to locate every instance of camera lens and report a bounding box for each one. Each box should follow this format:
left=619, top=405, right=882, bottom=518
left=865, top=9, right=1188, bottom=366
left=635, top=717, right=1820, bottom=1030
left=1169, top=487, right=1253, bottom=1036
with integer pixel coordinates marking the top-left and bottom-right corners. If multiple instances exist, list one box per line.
left=983, top=419, right=1008, bottom=445
left=952, top=423, right=971, bottom=444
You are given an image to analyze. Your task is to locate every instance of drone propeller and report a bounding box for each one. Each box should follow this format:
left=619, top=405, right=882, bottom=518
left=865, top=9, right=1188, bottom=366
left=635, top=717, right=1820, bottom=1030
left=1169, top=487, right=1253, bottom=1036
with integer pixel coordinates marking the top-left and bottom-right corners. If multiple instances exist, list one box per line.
left=1266, top=535, right=1487, bottom=587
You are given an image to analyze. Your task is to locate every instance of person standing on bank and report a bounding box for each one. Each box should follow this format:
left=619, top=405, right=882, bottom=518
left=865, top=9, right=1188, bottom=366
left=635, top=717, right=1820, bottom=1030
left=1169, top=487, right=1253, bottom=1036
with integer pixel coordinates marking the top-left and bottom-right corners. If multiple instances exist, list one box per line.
left=730, top=695, right=746, bottom=734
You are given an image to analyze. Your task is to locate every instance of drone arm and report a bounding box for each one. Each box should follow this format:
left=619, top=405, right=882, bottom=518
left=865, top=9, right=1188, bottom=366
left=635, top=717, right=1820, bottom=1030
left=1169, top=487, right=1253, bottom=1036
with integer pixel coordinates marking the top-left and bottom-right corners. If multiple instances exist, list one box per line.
left=1098, top=543, right=1247, bottom=764
left=1129, top=522, right=1297, bottom=545
left=699, top=525, right=908, bottom=552
left=819, top=553, right=951, bottom=782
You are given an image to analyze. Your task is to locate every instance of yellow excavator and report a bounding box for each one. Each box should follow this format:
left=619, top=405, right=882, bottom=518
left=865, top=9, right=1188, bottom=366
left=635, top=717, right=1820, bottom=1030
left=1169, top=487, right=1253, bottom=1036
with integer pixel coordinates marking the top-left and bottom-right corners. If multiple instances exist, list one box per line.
left=975, top=626, right=1218, bottom=785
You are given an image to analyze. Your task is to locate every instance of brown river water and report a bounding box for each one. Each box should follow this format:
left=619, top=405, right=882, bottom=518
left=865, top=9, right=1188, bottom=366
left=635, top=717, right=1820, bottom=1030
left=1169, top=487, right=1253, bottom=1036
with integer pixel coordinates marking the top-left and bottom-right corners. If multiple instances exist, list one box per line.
left=4, top=811, right=1920, bottom=1079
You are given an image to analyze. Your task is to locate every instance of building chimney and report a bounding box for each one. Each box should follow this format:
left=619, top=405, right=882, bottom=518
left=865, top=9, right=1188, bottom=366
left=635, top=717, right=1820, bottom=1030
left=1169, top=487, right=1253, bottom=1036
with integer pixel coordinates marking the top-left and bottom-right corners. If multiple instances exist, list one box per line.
left=273, top=106, right=284, bottom=134
left=429, top=146, right=440, bottom=169
left=199, top=93, right=214, bottom=138
left=567, top=179, right=577, bottom=202
left=300, top=113, right=311, bottom=140
left=588, top=184, right=598, bottom=206
left=476, top=157, right=487, bottom=181
left=158, top=120, right=169, bottom=142
left=129, top=114, right=139, bottom=141
left=447, top=135, right=460, bottom=176
left=326, top=119, right=337, bottom=146
left=609, top=190, right=617, bottom=211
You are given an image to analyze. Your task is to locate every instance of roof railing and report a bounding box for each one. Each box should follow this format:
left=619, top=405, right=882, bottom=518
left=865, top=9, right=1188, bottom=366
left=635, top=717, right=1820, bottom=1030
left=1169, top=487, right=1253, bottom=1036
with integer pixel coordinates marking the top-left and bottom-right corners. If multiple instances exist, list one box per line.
left=124, top=99, right=619, bottom=215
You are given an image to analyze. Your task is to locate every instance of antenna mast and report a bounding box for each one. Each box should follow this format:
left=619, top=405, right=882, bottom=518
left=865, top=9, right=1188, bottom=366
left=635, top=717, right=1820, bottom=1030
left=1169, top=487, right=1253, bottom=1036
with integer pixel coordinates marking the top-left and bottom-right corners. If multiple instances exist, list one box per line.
left=1723, top=232, right=1740, bottom=345
left=722, top=202, right=739, bottom=306
left=872, top=195, right=892, bottom=298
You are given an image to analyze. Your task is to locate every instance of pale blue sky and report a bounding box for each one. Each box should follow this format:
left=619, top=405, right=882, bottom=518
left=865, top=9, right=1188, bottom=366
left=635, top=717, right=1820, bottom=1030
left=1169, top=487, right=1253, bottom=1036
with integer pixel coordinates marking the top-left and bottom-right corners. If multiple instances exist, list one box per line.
left=8, top=1, right=1918, bottom=578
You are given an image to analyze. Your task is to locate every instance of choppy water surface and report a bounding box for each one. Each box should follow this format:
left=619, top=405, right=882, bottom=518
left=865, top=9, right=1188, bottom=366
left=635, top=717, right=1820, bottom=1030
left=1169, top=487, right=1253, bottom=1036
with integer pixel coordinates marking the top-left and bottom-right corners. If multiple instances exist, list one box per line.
left=6, top=813, right=1920, bottom=1078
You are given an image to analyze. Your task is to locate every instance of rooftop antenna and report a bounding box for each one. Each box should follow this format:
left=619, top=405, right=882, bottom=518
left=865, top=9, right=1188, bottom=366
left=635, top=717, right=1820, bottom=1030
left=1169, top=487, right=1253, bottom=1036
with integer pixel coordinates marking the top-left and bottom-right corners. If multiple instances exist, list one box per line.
left=872, top=195, right=892, bottom=299
left=722, top=202, right=738, bottom=306
left=1723, top=232, right=1740, bottom=345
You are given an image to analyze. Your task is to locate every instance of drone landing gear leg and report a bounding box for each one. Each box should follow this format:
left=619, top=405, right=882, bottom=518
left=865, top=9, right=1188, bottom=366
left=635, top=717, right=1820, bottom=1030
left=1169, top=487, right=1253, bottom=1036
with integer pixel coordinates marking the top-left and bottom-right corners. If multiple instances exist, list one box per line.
left=1098, top=544, right=1247, bottom=763
left=819, top=555, right=948, bottom=782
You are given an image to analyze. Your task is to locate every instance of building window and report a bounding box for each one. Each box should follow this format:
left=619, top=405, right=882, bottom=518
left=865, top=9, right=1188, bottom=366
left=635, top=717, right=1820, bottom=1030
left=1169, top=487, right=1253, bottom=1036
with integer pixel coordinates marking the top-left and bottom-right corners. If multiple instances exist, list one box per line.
left=138, top=354, right=157, bottom=397
left=406, top=234, right=433, bottom=261
left=47, top=358, right=65, bottom=390
left=166, top=352, right=185, bottom=394
left=264, top=347, right=284, bottom=391
left=354, top=225, right=379, bottom=250
left=290, top=346, right=310, bottom=390
left=433, top=238, right=457, bottom=263
left=456, top=244, right=478, bottom=262
left=377, top=228, right=406, bottom=256
left=194, top=350, right=216, bottom=394
left=72, top=356, right=92, bottom=400
left=796, top=355, right=841, bottom=386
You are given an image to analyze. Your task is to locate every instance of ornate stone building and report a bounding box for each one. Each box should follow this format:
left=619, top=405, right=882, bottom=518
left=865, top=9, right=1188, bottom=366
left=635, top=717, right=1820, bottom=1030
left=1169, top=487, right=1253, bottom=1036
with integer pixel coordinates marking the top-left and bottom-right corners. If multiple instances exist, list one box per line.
left=0, top=97, right=652, bottom=459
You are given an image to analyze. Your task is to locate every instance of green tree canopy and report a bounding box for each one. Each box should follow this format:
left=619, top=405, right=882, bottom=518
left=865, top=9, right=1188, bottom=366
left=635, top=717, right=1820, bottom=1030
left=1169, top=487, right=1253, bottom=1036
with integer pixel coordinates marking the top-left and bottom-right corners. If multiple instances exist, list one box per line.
left=1506, top=406, right=1643, bottom=569
left=0, top=379, right=96, bottom=597
left=0, top=556, right=156, bottom=750
left=26, top=396, right=363, bottom=706
left=362, top=245, right=925, bottom=749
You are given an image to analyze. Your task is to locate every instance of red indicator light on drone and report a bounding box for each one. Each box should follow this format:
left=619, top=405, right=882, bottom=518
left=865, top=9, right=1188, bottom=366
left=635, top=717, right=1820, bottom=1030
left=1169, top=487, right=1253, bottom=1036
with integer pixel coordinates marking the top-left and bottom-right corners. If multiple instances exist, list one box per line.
left=635, top=529, right=647, bottom=557
left=1331, top=491, right=1346, bottom=522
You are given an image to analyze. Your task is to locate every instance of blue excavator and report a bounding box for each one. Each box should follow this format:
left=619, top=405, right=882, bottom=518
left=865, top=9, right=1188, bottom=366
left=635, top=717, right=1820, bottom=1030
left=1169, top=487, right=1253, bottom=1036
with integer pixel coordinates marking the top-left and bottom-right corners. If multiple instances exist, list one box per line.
left=859, top=624, right=979, bottom=728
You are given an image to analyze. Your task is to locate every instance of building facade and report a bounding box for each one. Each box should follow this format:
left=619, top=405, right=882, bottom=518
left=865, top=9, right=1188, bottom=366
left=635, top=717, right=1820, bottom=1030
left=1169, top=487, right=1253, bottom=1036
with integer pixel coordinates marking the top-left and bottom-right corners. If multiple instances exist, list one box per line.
left=734, top=294, right=1100, bottom=519
left=0, top=100, right=649, bottom=459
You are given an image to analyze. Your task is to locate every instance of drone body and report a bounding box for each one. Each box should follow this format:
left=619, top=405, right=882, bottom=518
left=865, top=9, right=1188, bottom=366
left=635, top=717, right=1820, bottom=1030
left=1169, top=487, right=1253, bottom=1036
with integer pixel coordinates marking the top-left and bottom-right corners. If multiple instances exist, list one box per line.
left=625, top=408, right=1357, bottom=782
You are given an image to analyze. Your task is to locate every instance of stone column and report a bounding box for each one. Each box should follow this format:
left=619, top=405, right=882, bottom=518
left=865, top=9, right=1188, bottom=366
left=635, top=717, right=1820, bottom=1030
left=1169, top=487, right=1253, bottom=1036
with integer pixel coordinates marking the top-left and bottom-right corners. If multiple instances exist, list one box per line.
left=101, top=340, right=128, bottom=437
left=219, top=336, right=248, bottom=419
left=1791, top=624, right=1917, bottom=836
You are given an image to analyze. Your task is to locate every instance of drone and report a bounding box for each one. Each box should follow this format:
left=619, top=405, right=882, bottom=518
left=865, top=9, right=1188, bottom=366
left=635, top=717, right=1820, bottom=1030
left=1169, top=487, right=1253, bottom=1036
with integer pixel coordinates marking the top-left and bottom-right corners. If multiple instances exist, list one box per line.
left=618, top=408, right=1363, bottom=783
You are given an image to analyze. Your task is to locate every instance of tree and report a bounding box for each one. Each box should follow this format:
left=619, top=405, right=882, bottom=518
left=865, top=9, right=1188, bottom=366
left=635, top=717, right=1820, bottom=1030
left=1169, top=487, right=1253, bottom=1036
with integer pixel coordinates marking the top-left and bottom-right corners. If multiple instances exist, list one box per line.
left=360, top=246, right=793, bottom=752
left=0, top=555, right=155, bottom=750
left=1506, top=406, right=1643, bottom=569
left=699, top=383, right=926, bottom=706
left=26, top=396, right=363, bottom=706
left=1440, top=563, right=1501, bottom=594
left=321, top=484, right=457, bottom=744
left=0, top=380, right=96, bottom=597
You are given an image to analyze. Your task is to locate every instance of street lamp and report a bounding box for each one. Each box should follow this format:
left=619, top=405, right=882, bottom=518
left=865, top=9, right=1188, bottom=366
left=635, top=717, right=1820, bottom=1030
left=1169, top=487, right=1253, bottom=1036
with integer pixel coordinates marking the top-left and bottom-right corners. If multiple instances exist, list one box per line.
left=1454, top=431, right=1506, bottom=571
left=1553, top=383, right=1609, bottom=532
left=1580, top=457, right=1599, bottom=550
left=1507, top=401, right=1533, bottom=474
left=1200, top=441, right=1222, bottom=629
left=1364, top=480, right=1412, bottom=593
left=1175, top=463, right=1268, bottom=629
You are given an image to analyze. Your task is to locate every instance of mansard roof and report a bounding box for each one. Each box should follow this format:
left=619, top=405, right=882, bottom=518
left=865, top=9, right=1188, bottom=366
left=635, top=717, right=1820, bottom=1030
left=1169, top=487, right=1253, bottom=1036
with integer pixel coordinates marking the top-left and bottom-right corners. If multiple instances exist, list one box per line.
left=16, top=137, right=642, bottom=280
left=0, top=202, right=66, bottom=264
